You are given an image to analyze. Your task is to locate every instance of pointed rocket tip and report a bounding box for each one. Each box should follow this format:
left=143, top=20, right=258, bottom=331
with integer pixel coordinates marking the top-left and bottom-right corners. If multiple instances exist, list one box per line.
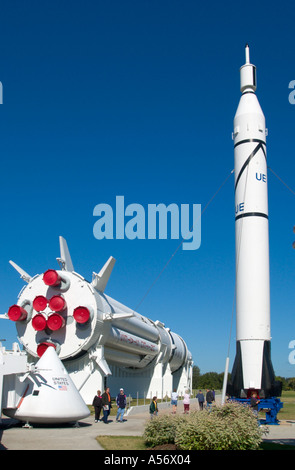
left=245, top=44, right=250, bottom=64
left=240, top=44, right=256, bottom=93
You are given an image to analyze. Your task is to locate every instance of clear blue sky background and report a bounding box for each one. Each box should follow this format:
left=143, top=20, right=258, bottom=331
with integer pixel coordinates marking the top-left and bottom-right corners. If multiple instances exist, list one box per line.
left=0, top=0, right=294, bottom=378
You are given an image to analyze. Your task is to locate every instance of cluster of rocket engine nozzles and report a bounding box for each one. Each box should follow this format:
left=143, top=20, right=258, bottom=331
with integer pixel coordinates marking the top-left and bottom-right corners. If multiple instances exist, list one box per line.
left=7, top=269, right=91, bottom=357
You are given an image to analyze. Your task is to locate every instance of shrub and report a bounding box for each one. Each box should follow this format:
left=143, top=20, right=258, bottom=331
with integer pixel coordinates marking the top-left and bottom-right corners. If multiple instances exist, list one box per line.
left=143, top=414, right=186, bottom=447
left=143, top=402, right=266, bottom=450
left=175, top=402, right=265, bottom=450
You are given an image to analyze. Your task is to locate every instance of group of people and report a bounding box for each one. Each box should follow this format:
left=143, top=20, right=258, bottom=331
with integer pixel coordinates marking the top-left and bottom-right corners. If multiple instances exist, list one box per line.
left=92, top=387, right=127, bottom=424
left=93, top=387, right=261, bottom=423
left=150, top=389, right=192, bottom=419
left=92, top=387, right=194, bottom=422
left=92, top=387, right=216, bottom=422
left=196, top=389, right=215, bottom=410
left=197, top=389, right=261, bottom=418
left=169, top=389, right=191, bottom=415
left=166, top=388, right=215, bottom=416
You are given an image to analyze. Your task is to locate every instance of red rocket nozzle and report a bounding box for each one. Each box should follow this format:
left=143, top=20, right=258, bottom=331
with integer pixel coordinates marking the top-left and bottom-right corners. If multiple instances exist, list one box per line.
left=43, top=269, right=61, bottom=287
left=49, top=295, right=66, bottom=312
left=33, top=295, right=48, bottom=312
left=32, top=314, right=47, bottom=331
left=73, top=306, right=90, bottom=324
left=37, top=341, right=56, bottom=357
left=8, top=305, right=27, bottom=321
left=47, top=313, right=65, bottom=331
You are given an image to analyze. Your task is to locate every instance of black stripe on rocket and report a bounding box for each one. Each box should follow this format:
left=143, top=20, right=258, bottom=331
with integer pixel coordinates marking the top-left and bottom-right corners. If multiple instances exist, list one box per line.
left=234, top=139, right=268, bottom=221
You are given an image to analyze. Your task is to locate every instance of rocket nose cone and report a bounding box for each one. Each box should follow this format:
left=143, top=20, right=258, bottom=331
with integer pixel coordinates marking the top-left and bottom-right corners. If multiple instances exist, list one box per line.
left=13, top=345, right=90, bottom=423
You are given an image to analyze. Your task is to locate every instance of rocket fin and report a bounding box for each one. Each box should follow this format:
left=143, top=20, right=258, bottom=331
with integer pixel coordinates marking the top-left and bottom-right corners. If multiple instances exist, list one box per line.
left=9, top=260, right=32, bottom=283
left=91, top=256, right=116, bottom=293
left=88, top=346, right=112, bottom=376
left=227, top=340, right=282, bottom=398
left=57, top=236, right=74, bottom=272
left=95, top=357, right=112, bottom=376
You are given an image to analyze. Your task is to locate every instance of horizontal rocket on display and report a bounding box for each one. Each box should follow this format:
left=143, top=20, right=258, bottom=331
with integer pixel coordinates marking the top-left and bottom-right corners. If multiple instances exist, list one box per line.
left=2, top=236, right=192, bottom=407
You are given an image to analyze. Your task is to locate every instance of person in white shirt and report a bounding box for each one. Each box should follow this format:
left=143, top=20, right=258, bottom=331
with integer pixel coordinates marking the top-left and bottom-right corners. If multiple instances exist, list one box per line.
left=171, top=389, right=178, bottom=414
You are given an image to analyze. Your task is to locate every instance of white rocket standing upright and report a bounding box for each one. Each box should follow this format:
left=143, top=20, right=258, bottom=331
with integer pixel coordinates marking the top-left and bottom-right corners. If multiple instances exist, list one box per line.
left=228, top=45, right=281, bottom=399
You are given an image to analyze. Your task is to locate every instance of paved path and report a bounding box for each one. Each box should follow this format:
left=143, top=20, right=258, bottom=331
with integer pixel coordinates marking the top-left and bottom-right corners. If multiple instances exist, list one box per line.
left=0, top=411, right=149, bottom=450
left=1, top=401, right=295, bottom=450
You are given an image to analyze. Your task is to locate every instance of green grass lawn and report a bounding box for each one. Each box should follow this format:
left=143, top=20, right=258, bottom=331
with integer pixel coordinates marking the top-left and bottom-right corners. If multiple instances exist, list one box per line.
left=274, top=391, right=295, bottom=421
left=96, top=436, right=295, bottom=451
left=96, top=435, right=149, bottom=450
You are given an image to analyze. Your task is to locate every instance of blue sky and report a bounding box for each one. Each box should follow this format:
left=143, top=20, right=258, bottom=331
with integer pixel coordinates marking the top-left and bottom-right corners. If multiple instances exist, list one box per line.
left=0, top=0, right=294, bottom=378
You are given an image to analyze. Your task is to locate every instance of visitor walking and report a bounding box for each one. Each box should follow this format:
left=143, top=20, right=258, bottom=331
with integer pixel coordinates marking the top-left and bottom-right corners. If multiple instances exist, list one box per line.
left=92, top=389, right=102, bottom=422
left=149, top=396, right=158, bottom=419
left=101, top=387, right=112, bottom=423
left=171, top=389, right=178, bottom=414
left=183, top=390, right=190, bottom=414
left=116, top=388, right=127, bottom=422
left=196, top=390, right=205, bottom=410
left=206, top=389, right=214, bottom=411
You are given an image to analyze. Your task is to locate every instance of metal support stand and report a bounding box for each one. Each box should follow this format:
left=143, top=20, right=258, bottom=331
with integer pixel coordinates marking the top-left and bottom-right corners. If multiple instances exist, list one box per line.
left=230, top=397, right=283, bottom=425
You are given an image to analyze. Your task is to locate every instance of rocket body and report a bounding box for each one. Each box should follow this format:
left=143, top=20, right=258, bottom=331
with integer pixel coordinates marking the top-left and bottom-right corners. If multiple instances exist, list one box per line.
left=228, top=46, right=280, bottom=398
left=234, top=53, right=270, bottom=390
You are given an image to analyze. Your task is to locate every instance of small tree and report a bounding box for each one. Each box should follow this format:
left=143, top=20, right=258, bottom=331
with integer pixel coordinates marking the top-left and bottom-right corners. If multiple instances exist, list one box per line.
left=192, top=365, right=201, bottom=389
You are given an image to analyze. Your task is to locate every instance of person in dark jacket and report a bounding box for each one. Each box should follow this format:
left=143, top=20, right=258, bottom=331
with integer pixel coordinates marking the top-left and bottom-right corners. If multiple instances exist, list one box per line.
left=101, top=387, right=112, bottom=423
left=92, top=389, right=102, bottom=422
left=116, top=388, right=127, bottom=422
left=206, top=389, right=214, bottom=411
left=196, top=390, right=205, bottom=410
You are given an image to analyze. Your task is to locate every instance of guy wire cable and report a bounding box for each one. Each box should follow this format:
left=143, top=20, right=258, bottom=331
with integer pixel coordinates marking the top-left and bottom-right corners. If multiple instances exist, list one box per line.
left=268, top=166, right=295, bottom=197
left=133, top=168, right=235, bottom=312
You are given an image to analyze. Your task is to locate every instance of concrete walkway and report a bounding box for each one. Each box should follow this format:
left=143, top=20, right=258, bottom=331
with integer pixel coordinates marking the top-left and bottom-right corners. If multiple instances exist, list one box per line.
left=1, top=400, right=295, bottom=450
left=0, top=412, right=149, bottom=450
